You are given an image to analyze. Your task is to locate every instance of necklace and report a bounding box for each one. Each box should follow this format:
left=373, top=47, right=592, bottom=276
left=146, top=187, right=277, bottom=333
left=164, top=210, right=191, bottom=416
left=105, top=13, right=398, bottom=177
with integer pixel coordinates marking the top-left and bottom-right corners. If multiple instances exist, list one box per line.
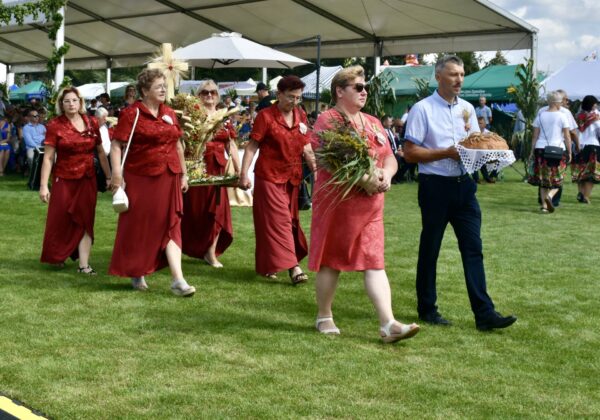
left=334, top=106, right=365, bottom=133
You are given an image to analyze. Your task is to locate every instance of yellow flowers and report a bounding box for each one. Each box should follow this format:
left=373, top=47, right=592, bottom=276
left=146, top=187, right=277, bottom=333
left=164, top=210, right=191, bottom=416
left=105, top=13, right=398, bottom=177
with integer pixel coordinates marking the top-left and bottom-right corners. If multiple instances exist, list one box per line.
left=462, top=108, right=471, bottom=123
left=507, top=86, right=517, bottom=94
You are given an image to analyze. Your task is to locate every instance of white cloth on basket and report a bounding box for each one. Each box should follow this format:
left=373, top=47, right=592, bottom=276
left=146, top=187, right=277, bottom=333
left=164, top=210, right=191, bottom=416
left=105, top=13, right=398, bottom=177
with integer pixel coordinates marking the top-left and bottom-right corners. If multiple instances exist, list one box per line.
left=457, top=145, right=516, bottom=173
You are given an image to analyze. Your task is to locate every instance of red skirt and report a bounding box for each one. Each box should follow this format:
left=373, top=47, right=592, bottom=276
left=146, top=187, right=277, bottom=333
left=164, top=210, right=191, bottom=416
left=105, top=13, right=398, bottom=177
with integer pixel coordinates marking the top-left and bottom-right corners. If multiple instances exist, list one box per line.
left=109, top=170, right=182, bottom=277
left=41, top=175, right=97, bottom=264
left=181, top=184, right=233, bottom=258
left=308, top=169, right=385, bottom=272
left=253, top=176, right=307, bottom=275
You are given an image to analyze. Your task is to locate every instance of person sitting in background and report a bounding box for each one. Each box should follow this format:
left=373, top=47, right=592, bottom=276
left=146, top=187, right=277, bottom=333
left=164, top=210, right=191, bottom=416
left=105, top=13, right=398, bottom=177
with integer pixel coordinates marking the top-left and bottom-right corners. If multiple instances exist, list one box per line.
left=0, top=115, right=12, bottom=176
left=572, top=95, right=600, bottom=203
left=87, top=98, right=98, bottom=116
left=22, top=109, right=46, bottom=170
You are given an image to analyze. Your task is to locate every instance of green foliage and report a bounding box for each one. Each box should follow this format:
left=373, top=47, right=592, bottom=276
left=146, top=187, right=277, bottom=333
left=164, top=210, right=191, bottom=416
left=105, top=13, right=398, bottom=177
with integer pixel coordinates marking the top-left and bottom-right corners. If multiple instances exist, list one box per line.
left=486, top=51, right=509, bottom=67
left=314, top=116, right=375, bottom=200
left=508, top=58, right=540, bottom=166
left=318, top=88, right=331, bottom=105
left=46, top=75, right=72, bottom=119
left=363, top=70, right=396, bottom=118
left=413, top=77, right=431, bottom=101
left=0, top=0, right=69, bottom=82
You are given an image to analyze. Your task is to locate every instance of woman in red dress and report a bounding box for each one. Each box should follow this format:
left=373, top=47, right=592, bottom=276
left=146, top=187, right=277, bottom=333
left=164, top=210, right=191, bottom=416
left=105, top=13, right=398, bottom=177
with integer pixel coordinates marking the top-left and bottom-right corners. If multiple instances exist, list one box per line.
left=309, top=66, right=419, bottom=343
left=239, top=76, right=316, bottom=284
left=109, top=69, right=195, bottom=296
left=39, top=86, right=111, bottom=274
left=181, top=80, right=239, bottom=268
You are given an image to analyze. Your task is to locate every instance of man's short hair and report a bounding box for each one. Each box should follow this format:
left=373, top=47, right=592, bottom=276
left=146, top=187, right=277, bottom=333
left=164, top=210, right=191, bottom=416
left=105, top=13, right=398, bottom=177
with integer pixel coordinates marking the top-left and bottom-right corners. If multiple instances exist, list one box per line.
left=435, top=55, right=464, bottom=74
left=380, top=115, right=392, bottom=123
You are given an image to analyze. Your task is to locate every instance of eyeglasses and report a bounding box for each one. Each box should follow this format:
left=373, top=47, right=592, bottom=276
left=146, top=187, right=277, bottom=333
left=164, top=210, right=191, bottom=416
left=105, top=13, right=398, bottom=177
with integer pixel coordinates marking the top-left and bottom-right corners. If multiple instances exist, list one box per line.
left=200, top=90, right=219, bottom=96
left=347, top=83, right=368, bottom=93
left=30, top=114, right=39, bottom=118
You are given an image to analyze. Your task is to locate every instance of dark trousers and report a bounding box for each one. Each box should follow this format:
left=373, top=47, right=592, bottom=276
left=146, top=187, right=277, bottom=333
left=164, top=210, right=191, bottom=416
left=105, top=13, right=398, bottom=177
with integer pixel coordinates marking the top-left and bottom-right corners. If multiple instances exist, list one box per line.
left=416, top=174, right=495, bottom=321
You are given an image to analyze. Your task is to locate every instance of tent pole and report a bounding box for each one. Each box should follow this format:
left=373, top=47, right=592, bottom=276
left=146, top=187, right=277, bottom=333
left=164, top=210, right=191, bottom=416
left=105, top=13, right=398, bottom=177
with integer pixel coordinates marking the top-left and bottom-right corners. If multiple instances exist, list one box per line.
left=106, top=58, right=112, bottom=95
left=262, top=68, right=267, bottom=83
left=530, top=32, right=538, bottom=76
left=54, top=6, right=65, bottom=89
left=191, top=66, right=195, bottom=80
left=315, top=35, right=321, bottom=114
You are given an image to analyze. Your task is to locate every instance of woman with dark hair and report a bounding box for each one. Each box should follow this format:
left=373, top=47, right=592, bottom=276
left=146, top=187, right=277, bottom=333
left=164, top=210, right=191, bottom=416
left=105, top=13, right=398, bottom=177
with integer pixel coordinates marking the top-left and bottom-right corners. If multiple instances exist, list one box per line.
left=528, top=91, right=572, bottom=213
left=572, top=95, right=600, bottom=203
left=109, top=69, right=195, bottom=296
left=309, top=65, right=419, bottom=342
left=181, top=79, right=239, bottom=268
left=39, top=86, right=111, bottom=273
left=239, top=75, right=316, bottom=284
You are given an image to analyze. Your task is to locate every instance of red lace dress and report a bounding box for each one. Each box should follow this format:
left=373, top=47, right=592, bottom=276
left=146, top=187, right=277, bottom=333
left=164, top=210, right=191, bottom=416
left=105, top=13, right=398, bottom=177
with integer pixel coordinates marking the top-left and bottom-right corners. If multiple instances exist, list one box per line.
left=308, top=109, right=393, bottom=272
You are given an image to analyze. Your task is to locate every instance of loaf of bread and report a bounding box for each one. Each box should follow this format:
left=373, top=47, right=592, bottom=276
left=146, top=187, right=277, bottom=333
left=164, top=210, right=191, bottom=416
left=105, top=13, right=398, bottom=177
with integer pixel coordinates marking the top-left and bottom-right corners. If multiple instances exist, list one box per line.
left=459, top=132, right=509, bottom=150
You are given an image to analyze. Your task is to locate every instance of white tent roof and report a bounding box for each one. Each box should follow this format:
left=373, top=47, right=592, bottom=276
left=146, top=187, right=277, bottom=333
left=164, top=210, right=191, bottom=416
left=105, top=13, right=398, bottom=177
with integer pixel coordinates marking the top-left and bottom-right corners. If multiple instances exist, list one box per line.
left=76, top=82, right=128, bottom=99
left=171, top=32, right=310, bottom=69
left=302, top=66, right=343, bottom=99
left=540, top=60, right=600, bottom=101
left=0, top=0, right=536, bottom=73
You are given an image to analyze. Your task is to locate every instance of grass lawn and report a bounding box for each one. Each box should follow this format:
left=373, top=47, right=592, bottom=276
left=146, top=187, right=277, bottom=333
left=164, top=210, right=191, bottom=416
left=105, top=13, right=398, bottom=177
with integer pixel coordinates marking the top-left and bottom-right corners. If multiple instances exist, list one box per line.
left=0, top=169, right=599, bottom=419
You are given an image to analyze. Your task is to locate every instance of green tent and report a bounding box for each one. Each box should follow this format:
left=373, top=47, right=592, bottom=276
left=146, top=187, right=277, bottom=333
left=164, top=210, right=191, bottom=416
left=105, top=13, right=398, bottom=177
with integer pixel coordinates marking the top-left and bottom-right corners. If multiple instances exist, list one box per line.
left=380, top=65, right=437, bottom=96
left=9, top=81, right=48, bottom=102
left=460, top=65, right=545, bottom=102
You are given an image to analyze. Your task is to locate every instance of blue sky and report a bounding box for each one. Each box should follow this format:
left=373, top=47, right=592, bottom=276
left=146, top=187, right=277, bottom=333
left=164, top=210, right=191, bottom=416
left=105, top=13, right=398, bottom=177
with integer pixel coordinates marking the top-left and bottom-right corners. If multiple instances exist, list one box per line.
left=491, top=0, right=600, bottom=72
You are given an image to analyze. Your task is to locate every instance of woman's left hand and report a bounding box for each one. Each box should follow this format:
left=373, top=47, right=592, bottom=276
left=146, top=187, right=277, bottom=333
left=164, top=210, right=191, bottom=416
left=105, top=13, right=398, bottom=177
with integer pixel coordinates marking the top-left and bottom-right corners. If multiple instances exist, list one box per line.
left=181, top=175, right=189, bottom=193
left=377, top=168, right=392, bottom=193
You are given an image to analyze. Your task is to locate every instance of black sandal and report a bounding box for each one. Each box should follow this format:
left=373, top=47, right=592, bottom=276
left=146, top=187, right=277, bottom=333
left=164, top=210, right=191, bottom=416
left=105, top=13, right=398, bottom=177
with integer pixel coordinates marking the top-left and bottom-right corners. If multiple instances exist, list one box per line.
left=289, top=266, right=308, bottom=285
left=77, top=265, right=97, bottom=275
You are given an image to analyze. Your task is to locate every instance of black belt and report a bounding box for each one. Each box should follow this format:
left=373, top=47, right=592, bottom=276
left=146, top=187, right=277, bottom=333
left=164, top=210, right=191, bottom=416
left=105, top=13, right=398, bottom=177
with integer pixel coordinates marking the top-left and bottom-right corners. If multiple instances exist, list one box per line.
left=419, top=173, right=471, bottom=183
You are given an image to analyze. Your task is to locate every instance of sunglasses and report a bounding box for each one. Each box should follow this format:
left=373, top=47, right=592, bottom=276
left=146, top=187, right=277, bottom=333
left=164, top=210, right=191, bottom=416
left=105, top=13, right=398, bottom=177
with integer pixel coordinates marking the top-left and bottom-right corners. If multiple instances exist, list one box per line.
left=30, top=114, right=39, bottom=118
left=200, top=89, right=219, bottom=96
left=347, top=83, right=368, bottom=93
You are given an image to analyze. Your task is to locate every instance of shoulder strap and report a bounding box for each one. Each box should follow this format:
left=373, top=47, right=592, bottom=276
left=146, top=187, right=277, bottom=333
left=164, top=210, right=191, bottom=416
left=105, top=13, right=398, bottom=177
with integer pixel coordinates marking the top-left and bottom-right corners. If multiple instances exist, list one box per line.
left=120, top=108, right=140, bottom=172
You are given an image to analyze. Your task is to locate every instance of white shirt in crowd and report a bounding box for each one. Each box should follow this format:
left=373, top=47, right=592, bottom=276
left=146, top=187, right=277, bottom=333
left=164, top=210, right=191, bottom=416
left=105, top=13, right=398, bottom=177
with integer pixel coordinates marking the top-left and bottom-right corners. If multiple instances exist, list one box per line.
left=579, top=120, right=600, bottom=147
left=99, top=125, right=111, bottom=155
left=405, top=90, right=479, bottom=177
left=536, top=105, right=577, bottom=131
left=533, top=111, right=570, bottom=149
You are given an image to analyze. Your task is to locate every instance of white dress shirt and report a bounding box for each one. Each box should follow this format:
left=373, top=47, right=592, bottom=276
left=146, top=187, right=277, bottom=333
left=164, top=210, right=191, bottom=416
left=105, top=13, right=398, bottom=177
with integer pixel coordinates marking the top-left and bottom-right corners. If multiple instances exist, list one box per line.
left=405, top=90, right=480, bottom=176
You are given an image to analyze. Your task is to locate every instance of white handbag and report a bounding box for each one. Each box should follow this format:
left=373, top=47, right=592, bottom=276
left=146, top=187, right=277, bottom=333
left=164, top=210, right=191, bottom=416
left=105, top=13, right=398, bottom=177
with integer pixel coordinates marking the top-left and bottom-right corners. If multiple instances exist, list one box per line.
left=112, top=108, right=140, bottom=213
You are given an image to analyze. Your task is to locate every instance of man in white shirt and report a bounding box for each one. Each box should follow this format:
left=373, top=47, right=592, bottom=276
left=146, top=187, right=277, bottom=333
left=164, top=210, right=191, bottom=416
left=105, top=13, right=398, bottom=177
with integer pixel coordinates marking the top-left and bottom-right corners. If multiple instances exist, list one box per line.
left=22, top=109, right=46, bottom=169
left=475, top=96, right=493, bottom=129
left=404, top=55, right=516, bottom=331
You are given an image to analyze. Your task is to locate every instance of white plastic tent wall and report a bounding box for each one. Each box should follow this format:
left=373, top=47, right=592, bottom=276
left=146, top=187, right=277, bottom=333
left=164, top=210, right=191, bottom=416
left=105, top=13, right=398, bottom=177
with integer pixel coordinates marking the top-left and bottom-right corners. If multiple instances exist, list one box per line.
left=539, top=60, right=600, bottom=101
left=302, top=66, right=343, bottom=99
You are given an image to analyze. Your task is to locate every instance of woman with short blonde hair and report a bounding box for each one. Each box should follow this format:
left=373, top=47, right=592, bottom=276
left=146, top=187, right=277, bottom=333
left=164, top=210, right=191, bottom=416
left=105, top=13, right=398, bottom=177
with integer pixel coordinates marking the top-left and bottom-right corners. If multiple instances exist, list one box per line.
left=528, top=90, right=572, bottom=212
left=330, top=66, right=365, bottom=105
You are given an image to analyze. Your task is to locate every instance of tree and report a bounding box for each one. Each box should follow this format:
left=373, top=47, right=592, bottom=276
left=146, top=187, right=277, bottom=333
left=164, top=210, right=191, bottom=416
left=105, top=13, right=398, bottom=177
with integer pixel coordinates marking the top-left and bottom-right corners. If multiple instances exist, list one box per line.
left=434, top=52, right=482, bottom=75
left=486, top=51, right=509, bottom=67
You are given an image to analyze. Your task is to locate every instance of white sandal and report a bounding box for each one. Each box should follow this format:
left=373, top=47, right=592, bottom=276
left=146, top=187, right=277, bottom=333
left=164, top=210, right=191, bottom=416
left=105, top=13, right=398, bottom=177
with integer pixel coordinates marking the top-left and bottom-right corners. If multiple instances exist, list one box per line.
left=380, top=320, right=419, bottom=343
left=315, top=316, right=340, bottom=335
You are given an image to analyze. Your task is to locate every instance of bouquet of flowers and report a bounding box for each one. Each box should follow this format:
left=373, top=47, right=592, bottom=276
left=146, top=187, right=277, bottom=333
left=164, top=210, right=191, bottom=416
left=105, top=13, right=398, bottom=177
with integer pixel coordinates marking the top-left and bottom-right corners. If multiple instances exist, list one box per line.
left=315, top=117, right=376, bottom=199
left=170, top=93, right=239, bottom=185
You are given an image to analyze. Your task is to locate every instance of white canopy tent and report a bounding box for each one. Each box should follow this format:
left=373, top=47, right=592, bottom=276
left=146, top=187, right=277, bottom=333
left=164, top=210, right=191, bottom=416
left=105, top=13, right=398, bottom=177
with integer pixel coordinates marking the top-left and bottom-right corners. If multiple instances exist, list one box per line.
left=539, top=60, right=600, bottom=101
left=171, top=32, right=310, bottom=69
left=76, top=82, right=128, bottom=100
left=0, top=0, right=536, bottom=73
left=302, top=65, right=343, bottom=99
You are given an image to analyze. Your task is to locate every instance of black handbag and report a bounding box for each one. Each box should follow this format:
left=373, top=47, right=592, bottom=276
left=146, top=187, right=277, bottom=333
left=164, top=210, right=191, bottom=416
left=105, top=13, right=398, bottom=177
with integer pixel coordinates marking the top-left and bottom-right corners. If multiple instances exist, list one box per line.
left=543, top=145, right=564, bottom=160
left=539, top=113, right=564, bottom=161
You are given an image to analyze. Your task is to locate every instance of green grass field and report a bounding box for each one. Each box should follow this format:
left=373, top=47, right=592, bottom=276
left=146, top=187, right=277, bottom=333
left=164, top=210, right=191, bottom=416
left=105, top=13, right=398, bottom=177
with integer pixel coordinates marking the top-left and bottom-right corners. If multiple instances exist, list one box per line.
left=1, top=170, right=599, bottom=419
